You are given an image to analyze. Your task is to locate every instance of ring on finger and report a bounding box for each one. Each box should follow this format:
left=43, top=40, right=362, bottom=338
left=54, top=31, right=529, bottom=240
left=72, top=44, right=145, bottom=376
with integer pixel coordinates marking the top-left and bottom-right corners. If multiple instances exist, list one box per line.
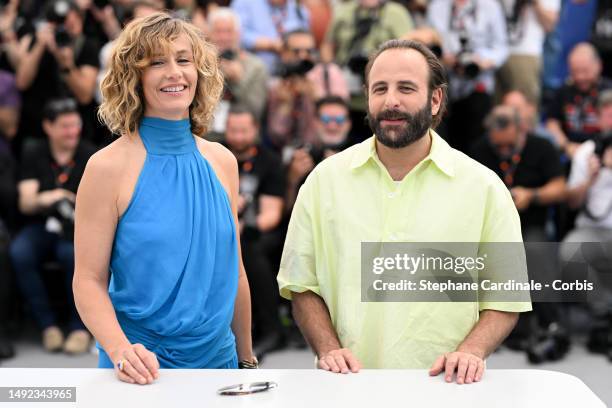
left=117, top=359, right=126, bottom=372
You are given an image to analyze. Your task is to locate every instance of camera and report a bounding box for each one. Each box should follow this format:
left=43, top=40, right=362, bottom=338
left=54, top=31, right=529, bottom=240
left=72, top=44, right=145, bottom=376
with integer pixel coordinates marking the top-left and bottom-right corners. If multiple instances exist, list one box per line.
left=45, top=0, right=74, bottom=47
left=54, top=26, right=71, bottom=47
left=219, top=49, right=237, bottom=61
left=46, top=197, right=75, bottom=240
left=594, top=132, right=612, bottom=166
left=526, top=322, right=570, bottom=364
left=346, top=52, right=369, bottom=76
left=455, top=35, right=480, bottom=79
left=277, top=59, right=314, bottom=79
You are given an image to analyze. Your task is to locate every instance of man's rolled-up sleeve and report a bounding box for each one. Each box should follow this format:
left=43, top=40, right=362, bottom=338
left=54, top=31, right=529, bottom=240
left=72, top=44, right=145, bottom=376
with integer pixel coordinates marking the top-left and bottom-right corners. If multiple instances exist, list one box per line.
left=277, top=174, right=320, bottom=300
left=478, top=174, right=533, bottom=313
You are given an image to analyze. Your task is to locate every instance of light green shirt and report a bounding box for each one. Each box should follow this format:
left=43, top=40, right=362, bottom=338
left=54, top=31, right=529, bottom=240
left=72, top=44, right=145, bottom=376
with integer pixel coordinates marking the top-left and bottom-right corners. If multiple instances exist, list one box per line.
left=277, top=130, right=532, bottom=368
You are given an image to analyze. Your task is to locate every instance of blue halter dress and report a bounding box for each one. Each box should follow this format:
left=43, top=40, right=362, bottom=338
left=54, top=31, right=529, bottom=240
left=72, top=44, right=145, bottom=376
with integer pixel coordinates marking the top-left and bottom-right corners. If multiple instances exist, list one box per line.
left=97, top=117, right=239, bottom=369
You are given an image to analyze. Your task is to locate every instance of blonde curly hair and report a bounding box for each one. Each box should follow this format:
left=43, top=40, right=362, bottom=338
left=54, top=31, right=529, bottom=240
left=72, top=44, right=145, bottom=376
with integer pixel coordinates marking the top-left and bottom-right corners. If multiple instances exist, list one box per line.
left=98, top=12, right=223, bottom=137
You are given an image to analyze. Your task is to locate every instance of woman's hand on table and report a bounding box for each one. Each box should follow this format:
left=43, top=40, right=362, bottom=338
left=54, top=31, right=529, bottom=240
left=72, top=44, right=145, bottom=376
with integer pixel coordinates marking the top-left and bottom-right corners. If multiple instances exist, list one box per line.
left=110, top=343, right=160, bottom=385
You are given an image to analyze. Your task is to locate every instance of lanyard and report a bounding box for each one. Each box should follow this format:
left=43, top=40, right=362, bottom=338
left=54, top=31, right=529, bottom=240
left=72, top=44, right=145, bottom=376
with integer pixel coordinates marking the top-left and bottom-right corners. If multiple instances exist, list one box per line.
left=51, top=160, right=76, bottom=188
left=499, top=152, right=522, bottom=187
left=240, top=146, right=258, bottom=173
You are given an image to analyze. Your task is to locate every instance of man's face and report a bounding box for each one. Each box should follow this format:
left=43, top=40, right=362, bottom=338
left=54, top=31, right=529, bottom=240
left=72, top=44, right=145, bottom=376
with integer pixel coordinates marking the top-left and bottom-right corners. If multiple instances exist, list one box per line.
left=366, top=48, right=441, bottom=149
left=489, top=123, right=520, bottom=159
left=502, top=91, right=535, bottom=133
left=600, top=104, right=612, bottom=133
left=209, top=18, right=239, bottom=52
left=569, top=51, right=601, bottom=92
left=316, top=103, right=351, bottom=147
left=225, top=113, right=258, bottom=153
left=282, top=33, right=316, bottom=64
left=63, top=9, right=82, bottom=38
left=359, top=0, right=381, bottom=8
left=44, top=112, right=81, bottom=151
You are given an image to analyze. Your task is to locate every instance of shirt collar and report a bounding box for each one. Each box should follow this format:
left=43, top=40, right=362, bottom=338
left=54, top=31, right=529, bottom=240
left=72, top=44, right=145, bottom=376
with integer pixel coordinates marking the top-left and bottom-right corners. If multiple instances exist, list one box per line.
left=349, top=129, right=455, bottom=177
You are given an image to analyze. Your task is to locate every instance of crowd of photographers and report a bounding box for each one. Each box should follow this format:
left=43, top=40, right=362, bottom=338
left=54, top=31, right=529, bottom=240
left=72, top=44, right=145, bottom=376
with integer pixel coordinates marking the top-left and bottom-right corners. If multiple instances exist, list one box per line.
left=0, top=0, right=611, bottom=366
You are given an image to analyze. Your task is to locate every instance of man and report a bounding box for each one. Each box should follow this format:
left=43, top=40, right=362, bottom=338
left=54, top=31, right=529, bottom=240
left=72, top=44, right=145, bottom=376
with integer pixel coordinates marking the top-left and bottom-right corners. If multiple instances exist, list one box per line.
left=321, top=0, right=414, bottom=142
left=560, top=90, right=612, bottom=360
left=502, top=89, right=555, bottom=142
left=546, top=43, right=612, bottom=157
left=9, top=98, right=96, bottom=354
left=278, top=40, right=531, bottom=383
left=471, top=105, right=568, bottom=362
left=471, top=105, right=565, bottom=237
left=207, top=7, right=268, bottom=139
left=428, top=0, right=509, bottom=153
left=231, top=0, right=310, bottom=74
left=224, top=105, right=286, bottom=357
left=286, top=95, right=352, bottom=214
left=15, top=0, right=100, bottom=143
left=267, top=29, right=348, bottom=152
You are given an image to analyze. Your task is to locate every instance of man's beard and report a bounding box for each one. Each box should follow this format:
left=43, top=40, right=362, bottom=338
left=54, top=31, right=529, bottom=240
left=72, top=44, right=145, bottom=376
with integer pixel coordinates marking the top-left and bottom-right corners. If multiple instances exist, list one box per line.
left=367, top=101, right=433, bottom=149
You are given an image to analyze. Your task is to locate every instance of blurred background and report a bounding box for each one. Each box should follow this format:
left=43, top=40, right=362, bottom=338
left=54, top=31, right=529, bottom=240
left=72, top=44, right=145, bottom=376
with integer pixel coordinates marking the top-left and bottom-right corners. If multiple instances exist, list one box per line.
left=0, top=0, right=611, bottom=405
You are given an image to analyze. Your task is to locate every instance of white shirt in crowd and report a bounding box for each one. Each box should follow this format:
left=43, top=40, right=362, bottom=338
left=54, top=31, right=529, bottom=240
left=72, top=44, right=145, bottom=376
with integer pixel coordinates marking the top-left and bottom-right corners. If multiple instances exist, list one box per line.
left=568, top=140, right=612, bottom=229
left=498, top=0, right=560, bottom=57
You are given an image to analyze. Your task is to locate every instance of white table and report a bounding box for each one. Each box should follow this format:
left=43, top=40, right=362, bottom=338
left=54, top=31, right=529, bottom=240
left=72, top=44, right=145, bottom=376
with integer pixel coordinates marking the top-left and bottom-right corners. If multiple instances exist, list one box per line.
left=0, top=368, right=605, bottom=407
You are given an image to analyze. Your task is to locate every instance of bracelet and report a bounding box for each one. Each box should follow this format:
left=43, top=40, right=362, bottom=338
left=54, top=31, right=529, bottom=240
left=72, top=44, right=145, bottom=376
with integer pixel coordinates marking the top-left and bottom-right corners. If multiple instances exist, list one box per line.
left=532, top=189, right=540, bottom=205
left=238, top=356, right=259, bottom=369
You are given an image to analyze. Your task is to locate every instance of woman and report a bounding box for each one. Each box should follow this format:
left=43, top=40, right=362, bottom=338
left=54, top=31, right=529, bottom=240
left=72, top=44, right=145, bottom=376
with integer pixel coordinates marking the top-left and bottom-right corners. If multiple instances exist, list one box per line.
left=73, top=12, right=254, bottom=385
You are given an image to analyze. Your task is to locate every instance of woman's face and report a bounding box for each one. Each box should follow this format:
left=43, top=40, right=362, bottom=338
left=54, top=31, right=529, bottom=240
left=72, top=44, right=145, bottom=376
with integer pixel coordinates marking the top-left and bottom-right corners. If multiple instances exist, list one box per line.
left=142, top=34, right=198, bottom=120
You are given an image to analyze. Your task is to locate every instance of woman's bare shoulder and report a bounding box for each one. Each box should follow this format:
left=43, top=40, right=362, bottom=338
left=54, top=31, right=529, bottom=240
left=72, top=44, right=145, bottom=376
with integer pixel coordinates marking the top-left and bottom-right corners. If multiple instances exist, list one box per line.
left=85, top=135, right=144, bottom=179
left=195, top=137, right=238, bottom=177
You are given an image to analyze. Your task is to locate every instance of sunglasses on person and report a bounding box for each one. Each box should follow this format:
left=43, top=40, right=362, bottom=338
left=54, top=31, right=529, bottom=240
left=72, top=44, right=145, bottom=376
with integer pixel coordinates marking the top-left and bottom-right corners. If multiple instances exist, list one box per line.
left=319, top=114, right=347, bottom=125
left=290, top=47, right=316, bottom=56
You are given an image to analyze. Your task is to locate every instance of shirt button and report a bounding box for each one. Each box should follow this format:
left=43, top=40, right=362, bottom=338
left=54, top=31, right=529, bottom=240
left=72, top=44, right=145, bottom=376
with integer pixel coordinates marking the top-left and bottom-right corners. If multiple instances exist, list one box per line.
left=388, top=192, right=396, bottom=198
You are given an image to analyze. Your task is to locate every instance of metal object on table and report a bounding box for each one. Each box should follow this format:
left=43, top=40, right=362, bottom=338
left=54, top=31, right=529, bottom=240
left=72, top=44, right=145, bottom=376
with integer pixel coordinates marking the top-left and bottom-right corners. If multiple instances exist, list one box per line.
left=217, top=381, right=278, bottom=396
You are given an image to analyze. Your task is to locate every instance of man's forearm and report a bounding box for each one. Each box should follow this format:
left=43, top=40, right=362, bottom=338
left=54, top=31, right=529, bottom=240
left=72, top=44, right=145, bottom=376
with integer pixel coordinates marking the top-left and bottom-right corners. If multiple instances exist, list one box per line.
left=292, top=290, right=342, bottom=357
left=533, top=177, right=566, bottom=205
left=63, top=68, right=95, bottom=104
left=456, top=310, right=519, bottom=359
left=16, top=43, right=45, bottom=90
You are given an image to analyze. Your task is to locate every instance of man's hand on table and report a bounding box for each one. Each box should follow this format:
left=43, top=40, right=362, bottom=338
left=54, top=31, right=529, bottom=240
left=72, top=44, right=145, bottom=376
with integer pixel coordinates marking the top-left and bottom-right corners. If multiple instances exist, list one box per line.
left=318, top=348, right=362, bottom=374
left=429, top=351, right=485, bottom=384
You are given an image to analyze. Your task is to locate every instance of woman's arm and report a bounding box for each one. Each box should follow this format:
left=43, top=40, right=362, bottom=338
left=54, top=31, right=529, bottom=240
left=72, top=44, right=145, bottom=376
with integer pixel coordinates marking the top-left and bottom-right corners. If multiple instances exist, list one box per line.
left=73, top=147, right=158, bottom=384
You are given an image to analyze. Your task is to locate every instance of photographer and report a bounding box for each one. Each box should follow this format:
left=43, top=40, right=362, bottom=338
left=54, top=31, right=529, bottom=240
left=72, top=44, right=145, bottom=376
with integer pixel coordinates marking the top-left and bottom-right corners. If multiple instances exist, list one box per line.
left=285, top=95, right=351, bottom=214
left=546, top=43, right=612, bottom=158
left=428, top=0, right=509, bottom=153
left=266, top=29, right=319, bottom=151
left=560, top=90, right=612, bottom=360
left=15, top=0, right=100, bottom=142
left=9, top=98, right=95, bottom=354
left=321, top=0, right=413, bottom=142
left=471, top=105, right=568, bottom=363
left=207, top=7, right=268, bottom=139
left=224, top=105, right=286, bottom=359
